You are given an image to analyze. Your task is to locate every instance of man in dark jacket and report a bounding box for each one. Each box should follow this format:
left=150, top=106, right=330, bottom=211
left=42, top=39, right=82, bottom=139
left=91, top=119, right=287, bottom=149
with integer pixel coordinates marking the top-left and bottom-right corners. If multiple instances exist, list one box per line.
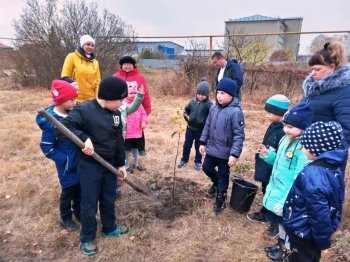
left=212, top=52, right=243, bottom=101
left=283, top=121, right=346, bottom=262
left=61, top=76, right=129, bottom=256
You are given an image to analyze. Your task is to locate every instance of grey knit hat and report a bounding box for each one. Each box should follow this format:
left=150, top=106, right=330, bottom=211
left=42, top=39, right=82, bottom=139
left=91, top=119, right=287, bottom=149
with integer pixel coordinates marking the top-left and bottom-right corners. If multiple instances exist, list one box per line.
left=196, top=77, right=210, bottom=97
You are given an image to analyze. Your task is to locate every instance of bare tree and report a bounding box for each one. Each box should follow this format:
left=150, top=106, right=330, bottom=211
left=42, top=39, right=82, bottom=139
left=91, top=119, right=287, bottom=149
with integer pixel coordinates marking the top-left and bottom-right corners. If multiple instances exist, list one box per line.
left=13, top=0, right=136, bottom=87
left=223, top=28, right=273, bottom=93
left=224, top=28, right=273, bottom=65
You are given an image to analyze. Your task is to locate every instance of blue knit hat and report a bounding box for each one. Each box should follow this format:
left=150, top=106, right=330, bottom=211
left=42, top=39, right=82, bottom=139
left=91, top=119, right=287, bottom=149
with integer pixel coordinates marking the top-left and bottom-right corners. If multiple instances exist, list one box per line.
left=217, top=78, right=237, bottom=97
left=264, top=94, right=290, bottom=116
left=283, top=101, right=313, bottom=130
left=301, top=121, right=343, bottom=156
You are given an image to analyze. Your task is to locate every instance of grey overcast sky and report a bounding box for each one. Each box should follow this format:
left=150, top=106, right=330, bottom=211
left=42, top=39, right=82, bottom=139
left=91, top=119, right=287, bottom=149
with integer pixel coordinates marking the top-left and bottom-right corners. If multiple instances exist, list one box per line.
left=1, top=0, right=349, bottom=54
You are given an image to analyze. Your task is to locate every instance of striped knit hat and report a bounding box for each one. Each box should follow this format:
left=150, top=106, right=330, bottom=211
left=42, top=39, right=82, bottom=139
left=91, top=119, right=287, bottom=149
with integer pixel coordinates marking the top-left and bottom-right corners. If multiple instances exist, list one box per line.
left=264, top=94, right=290, bottom=116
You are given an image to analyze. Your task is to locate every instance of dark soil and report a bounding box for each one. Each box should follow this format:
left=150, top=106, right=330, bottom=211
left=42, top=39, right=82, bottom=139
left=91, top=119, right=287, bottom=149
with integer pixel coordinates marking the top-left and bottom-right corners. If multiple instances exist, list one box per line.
left=118, top=176, right=207, bottom=223
left=155, top=177, right=206, bottom=220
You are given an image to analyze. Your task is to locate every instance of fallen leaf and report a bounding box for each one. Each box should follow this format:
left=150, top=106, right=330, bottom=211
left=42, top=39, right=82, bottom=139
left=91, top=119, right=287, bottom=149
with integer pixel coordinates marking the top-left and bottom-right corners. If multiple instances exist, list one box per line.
left=5, top=195, right=11, bottom=199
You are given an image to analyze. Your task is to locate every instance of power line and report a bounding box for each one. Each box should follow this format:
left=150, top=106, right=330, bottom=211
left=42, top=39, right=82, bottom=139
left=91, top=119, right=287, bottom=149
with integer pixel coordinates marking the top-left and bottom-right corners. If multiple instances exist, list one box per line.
left=1, top=29, right=350, bottom=42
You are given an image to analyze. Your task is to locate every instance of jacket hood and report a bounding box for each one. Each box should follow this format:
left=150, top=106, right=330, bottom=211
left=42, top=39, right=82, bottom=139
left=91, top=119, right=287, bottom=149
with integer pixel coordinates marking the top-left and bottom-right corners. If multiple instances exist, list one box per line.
left=315, top=149, right=348, bottom=167
left=35, top=106, right=56, bottom=130
left=303, top=64, right=350, bottom=98
left=76, top=47, right=96, bottom=61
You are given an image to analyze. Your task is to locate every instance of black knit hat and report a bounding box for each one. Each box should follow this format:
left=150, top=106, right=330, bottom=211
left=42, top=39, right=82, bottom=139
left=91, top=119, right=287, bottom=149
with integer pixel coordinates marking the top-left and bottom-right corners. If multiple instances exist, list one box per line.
left=301, top=121, right=343, bottom=156
left=98, top=76, right=128, bottom=100
left=283, top=101, right=313, bottom=130
left=119, top=56, right=136, bottom=66
left=196, top=77, right=210, bottom=97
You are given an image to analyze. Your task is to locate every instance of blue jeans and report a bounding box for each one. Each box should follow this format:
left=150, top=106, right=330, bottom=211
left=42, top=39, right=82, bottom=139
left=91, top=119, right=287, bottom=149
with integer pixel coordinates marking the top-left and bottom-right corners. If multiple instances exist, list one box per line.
left=202, top=154, right=230, bottom=194
left=180, top=127, right=202, bottom=164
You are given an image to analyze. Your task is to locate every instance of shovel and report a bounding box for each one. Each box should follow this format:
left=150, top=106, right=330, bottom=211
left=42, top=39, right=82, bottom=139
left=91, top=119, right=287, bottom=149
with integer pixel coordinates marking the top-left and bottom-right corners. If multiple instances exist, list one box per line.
left=38, top=109, right=156, bottom=201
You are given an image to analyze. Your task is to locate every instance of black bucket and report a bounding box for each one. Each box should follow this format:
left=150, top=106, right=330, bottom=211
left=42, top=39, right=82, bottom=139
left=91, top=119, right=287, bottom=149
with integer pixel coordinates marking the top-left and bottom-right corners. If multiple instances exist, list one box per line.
left=230, top=178, right=258, bottom=213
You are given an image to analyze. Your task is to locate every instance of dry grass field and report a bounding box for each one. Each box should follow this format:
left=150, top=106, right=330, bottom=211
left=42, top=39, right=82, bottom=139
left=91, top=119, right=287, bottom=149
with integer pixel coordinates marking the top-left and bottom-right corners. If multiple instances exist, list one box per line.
left=0, top=69, right=349, bottom=261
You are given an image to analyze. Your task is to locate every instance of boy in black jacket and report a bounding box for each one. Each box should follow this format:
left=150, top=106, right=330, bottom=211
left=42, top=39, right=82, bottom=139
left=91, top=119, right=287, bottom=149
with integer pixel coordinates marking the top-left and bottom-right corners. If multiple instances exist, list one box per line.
left=247, top=95, right=290, bottom=235
left=61, top=76, right=129, bottom=256
left=178, top=78, right=213, bottom=171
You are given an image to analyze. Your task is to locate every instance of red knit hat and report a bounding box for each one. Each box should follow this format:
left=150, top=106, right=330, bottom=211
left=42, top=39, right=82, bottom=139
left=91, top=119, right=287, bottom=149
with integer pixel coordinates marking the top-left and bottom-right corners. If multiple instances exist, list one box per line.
left=51, top=80, right=78, bottom=106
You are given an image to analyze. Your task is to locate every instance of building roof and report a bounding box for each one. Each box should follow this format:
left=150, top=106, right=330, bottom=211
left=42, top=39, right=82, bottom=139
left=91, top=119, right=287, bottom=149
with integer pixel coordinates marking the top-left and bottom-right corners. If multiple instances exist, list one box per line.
left=135, top=41, right=184, bottom=48
left=0, top=42, right=13, bottom=49
left=226, top=14, right=303, bottom=23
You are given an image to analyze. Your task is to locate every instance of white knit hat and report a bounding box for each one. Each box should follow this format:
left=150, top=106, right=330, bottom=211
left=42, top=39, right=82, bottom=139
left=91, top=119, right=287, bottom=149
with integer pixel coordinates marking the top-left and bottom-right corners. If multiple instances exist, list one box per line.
left=80, top=35, right=95, bottom=48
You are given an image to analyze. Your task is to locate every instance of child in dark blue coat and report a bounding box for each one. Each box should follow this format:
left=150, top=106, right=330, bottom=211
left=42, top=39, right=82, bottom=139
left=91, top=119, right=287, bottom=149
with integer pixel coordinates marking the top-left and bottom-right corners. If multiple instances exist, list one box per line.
left=36, top=80, right=80, bottom=231
left=283, top=121, right=346, bottom=262
left=199, top=78, right=245, bottom=214
left=178, top=78, right=213, bottom=171
left=247, top=94, right=290, bottom=236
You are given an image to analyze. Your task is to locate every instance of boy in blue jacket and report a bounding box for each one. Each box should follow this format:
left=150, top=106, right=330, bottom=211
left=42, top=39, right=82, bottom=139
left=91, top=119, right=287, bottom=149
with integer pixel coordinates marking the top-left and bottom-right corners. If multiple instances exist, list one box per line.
left=283, top=121, right=346, bottom=262
left=178, top=78, right=213, bottom=171
left=36, top=80, right=80, bottom=231
left=199, top=78, right=245, bottom=214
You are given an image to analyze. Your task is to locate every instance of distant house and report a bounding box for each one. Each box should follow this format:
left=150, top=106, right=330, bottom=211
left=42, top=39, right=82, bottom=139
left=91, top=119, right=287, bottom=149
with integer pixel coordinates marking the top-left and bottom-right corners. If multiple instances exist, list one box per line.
left=225, top=14, right=303, bottom=61
left=134, top=41, right=184, bottom=59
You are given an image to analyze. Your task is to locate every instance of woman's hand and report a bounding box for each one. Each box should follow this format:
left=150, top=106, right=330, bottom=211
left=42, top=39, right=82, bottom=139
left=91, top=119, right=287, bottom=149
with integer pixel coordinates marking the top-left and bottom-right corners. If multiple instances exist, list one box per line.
left=82, top=138, right=94, bottom=155
left=257, top=144, right=268, bottom=156
left=199, top=145, right=206, bottom=156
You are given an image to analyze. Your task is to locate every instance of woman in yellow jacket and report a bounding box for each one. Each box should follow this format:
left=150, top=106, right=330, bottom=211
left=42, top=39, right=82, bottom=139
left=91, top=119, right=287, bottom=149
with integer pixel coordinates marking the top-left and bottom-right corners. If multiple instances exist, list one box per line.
left=61, top=35, right=101, bottom=103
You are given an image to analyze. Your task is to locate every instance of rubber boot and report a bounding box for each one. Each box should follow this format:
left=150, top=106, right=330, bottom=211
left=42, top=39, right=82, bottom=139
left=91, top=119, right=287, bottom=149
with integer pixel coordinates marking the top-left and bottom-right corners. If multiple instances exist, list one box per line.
left=214, top=192, right=227, bottom=214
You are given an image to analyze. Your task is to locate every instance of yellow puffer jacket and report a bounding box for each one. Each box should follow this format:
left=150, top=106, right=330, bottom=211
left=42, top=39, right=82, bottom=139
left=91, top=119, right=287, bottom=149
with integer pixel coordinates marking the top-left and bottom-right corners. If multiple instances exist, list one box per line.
left=61, top=50, right=101, bottom=102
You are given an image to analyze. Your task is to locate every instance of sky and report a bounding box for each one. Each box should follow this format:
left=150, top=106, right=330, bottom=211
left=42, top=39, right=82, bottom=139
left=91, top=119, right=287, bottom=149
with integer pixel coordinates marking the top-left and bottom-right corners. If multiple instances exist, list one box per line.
left=1, top=0, right=349, bottom=54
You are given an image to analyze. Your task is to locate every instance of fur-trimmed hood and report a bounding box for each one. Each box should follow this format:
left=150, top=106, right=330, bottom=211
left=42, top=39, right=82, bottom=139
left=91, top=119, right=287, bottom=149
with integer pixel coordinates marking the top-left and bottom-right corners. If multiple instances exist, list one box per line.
left=303, top=64, right=350, bottom=98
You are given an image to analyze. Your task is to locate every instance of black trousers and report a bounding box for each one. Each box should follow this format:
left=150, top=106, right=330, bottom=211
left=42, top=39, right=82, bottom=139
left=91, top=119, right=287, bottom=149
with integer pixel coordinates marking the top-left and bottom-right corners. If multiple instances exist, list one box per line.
left=138, top=130, right=146, bottom=152
left=202, top=154, right=230, bottom=194
left=288, top=237, right=321, bottom=262
left=78, top=156, right=117, bottom=243
left=180, top=127, right=202, bottom=164
left=60, top=184, right=81, bottom=221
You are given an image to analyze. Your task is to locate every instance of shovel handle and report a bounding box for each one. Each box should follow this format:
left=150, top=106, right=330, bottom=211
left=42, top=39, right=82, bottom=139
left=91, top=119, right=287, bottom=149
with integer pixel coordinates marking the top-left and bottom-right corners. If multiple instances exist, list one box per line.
left=38, top=109, right=135, bottom=186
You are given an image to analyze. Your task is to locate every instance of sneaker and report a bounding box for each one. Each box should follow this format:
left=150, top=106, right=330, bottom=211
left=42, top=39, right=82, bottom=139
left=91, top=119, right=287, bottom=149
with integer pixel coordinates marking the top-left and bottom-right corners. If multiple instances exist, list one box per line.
left=102, top=225, right=130, bottom=238
left=116, top=188, right=122, bottom=199
left=206, top=184, right=217, bottom=198
left=214, top=193, right=227, bottom=214
left=265, top=238, right=284, bottom=253
left=194, top=162, right=202, bottom=171
left=126, top=167, right=134, bottom=174
left=177, top=160, right=186, bottom=168
left=267, top=223, right=279, bottom=238
left=136, top=165, right=144, bottom=171
left=60, top=219, right=78, bottom=232
left=139, top=150, right=146, bottom=156
left=247, top=212, right=267, bottom=223
left=81, top=241, right=97, bottom=256
left=266, top=245, right=288, bottom=261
